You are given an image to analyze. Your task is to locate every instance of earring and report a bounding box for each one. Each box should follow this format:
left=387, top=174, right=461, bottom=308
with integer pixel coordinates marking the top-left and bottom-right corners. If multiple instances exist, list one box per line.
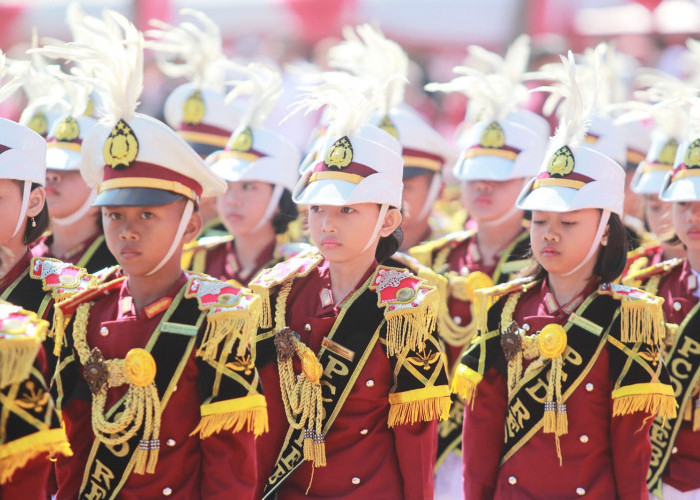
left=31, top=217, right=36, bottom=228
left=601, top=238, right=608, bottom=247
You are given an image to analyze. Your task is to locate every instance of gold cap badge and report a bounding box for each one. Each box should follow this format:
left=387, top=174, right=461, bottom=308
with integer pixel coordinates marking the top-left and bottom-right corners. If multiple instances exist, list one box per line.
left=103, top=119, right=139, bottom=170
left=379, top=116, right=398, bottom=139
left=658, top=139, right=678, bottom=165
left=54, top=117, right=80, bottom=142
left=684, top=138, right=700, bottom=169
left=183, top=90, right=205, bottom=125
left=230, top=126, right=253, bottom=152
left=27, top=111, right=48, bottom=136
left=324, top=136, right=353, bottom=169
left=547, top=145, right=575, bottom=177
left=480, top=122, right=505, bottom=149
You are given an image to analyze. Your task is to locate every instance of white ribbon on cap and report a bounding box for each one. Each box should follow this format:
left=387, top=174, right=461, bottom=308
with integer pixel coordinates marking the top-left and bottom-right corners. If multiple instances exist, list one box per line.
left=146, top=200, right=194, bottom=276
left=360, top=203, right=390, bottom=254
left=561, top=209, right=610, bottom=277
left=12, top=182, right=32, bottom=238
left=52, top=189, right=97, bottom=226
left=250, top=184, right=285, bottom=233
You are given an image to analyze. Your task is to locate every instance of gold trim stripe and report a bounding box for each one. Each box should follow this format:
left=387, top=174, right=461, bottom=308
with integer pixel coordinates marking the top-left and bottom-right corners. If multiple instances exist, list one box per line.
left=388, top=385, right=450, bottom=405
left=403, top=155, right=442, bottom=171
left=611, top=381, right=675, bottom=399
left=178, top=130, right=229, bottom=148
left=463, top=147, right=518, bottom=161
left=200, top=394, right=267, bottom=416
left=673, top=168, right=700, bottom=181
left=532, top=178, right=586, bottom=190
left=309, top=171, right=364, bottom=184
left=215, top=150, right=261, bottom=163
left=47, top=141, right=82, bottom=152
left=98, top=177, right=197, bottom=201
left=641, top=163, right=673, bottom=174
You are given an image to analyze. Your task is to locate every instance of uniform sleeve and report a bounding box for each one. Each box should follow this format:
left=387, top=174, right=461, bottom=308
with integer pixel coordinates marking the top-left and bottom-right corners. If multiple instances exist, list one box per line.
left=392, top=420, right=437, bottom=500
left=610, top=409, right=653, bottom=500
left=462, top=367, right=508, bottom=500
left=200, top=427, right=257, bottom=500
left=0, top=454, right=51, bottom=500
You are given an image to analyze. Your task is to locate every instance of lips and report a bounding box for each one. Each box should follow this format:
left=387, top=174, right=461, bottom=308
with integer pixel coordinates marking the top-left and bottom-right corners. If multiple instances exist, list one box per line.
left=687, top=228, right=700, bottom=239
left=44, top=185, right=59, bottom=196
left=320, top=238, right=340, bottom=249
left=119, top=247, right=141, bottom=259
left=474, top=195, right=491, bottom=205
left=540, top=247, right=560, bottom=257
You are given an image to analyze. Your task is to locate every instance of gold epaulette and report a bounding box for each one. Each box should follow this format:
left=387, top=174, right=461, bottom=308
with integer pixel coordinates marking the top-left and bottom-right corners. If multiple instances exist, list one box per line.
left=369, top=266, right=440, bottom=356
left=408, top=230, right=475, bottom=268
left=389, top=252, right=449, bottom=293
left=0, top=301, right=47, bottom=389
left=623, top=257, right=683, bottom=288
left=598, top=282, right=666, bottom=345
left=181, top=234, right=234, bottom=271
left=273, top=242, right=317, bottom=261
left=184, top=275, right=261, bottom=359
left=472, top=277, right=538, bottom=334
left=29, top=257, right=97, bottom=301
left=249, top=254, right=324, bottom=328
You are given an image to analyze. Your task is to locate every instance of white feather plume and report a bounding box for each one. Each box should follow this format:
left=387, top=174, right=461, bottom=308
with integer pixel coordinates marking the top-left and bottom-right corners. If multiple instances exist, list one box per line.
left=223, top=62, right=282, bottom=129
left=0, top=51, right=29, bottom=106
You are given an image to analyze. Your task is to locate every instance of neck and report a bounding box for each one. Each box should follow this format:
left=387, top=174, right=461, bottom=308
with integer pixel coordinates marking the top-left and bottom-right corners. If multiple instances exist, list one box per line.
left=686, top=249, right=700, bottom=274
left=475, top=212, right=524, bottom=265
left=327, top=250, right=376, bottom=305
left=234, top=225, right=277, bottom=277
left=400, top=220, right=431, bottom=251
left=546, top=267, right=596, bottom=307
left=0, top=244, right=28, bottom=279
left=49, top=215, right=100, bottom=258
left=126, top=260, right=184, bottom=313
left=662, top=242, right=686, bottom=261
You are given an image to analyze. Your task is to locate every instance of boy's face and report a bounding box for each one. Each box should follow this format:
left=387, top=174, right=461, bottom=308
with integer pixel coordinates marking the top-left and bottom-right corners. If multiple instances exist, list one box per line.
left=102, top=198, right=198, bottom=276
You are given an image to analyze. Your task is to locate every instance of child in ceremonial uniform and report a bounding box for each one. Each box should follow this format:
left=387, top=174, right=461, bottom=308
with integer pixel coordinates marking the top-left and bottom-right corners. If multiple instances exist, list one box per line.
left=0, top=300, right=71, bottom=500
left=628, top=113, right=700, bottom=499
left=182, top=63, right=307, bottom=285
left=42, top=12, right=266, bottom=499
left=453, top=53, right=676, bottom=500
left=250, top=82, right=450, bottom=499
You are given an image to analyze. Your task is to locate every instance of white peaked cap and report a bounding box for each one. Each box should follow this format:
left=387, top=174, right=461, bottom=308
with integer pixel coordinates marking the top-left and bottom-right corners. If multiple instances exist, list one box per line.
left=631, top=130, right=679, bottom=194
left=621, top=120, right=651, bottom=167
left=584, top=115, right=627, bottom=165
left=0, top=118, right=47, bottom=185
left=207, top=125, right=300, bottom=191
left=45, top=114, right=98, bottom=171
left=660, top=137, right=700, bottom=202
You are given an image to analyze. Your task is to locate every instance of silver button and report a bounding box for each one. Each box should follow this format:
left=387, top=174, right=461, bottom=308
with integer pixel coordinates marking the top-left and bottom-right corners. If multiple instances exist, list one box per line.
left=453, top=316, right=462, bottom=325
left=305, top=323, right=311, bottom=332
left=166, top=439, right=176, bottom=447
left=673, top=301, right=682, bottom=311
left=576, top=487, right=586, bottom=496
left=585, top=383, right=594, bottom=392
left=351, top=477, right=361, bottom=485
left=360, top=428, right=368, bottom=435
left=460, top=266, right=468, bottom=275
left=173, top=385, right=177, bottom=392
left=579, top=435, right=589, bottom=443
left=508, top=476, right=517, bottom=485
left=672, top=446, right=678, bottom=454
left=366, top=379, right=375, bottom=388
left=163, top=488, right=172, bottom=496
left=100, top=326, right=109, bottom=337
left=522, top=323, right=530, bottom=332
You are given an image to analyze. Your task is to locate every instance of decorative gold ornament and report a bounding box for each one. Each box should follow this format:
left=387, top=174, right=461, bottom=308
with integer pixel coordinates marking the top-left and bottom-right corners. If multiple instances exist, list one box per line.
left=684, top=138, right=700, bottom=168
left=538, top=324, right=567, bottom=358
left=300, top=349, right=323, bottom=384
left=547, top=145, right=575, bottom=177
left=183, top=90, right=205, bottom=125
left=396, top=287, right=416, bottom=302
left=480, top=122, right=505, bottom=149
left=324, top=136, right=353, bottom=169
left=379, top=116, right=399, bottom=139
left=54, top=117, right=80, bottom=142
left=658, top=138, right=678, bottom=165
left=463, top=271, right=494, bottom=303
left=230, top=127, right=253, bottom=152
left=103, top=119, right=139, bottom=170
left=124, top=348, right=157, bottom=387
left=27, top=112, right=48, bottom=136
left=58, top=274, right=79, bottom=287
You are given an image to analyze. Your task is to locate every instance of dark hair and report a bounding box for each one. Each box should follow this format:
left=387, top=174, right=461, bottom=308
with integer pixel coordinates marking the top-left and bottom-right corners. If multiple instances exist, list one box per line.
left=519, top=212, right=628, bottom=283
left=376, top=226, right=403, bottom=263
left=271, top=189, right=299, bottom=235
left=16, top=182, right=50, bottom=245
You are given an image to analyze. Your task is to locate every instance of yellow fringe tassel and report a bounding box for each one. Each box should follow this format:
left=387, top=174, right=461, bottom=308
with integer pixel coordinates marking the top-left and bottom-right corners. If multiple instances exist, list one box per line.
left=0, top=338, right=41, bottom=389
left=197, top=307, right=261, bottom=361
left=557, top=404, right=568, bottom=436
left=49, top=307, right=70, bottom=357
left=387, top=395, right=452, bottom=427
left=191, top=407, right=269, bottom=439
left=472, top=290, right=493, bottom=335
left=0, top=429, right=72, bottom=485
left=612, top=393, right=678, bottom=419
left=694, top=401, right=700, bottom=432
left=384, top=291, right=438, bottom=356
left=249, top=285, right=272, bottom=329
left=620, top=299, right=665, bottom=345
left=451, top=373, right=478, bottom=409
left=684, top=402, right=692, bottom=422
left=543, top=403, right=556, bottom=434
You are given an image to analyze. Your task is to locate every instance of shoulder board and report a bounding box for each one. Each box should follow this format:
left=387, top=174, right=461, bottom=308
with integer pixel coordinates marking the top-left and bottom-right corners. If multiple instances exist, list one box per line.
left=184, top=275, right=259, bottom=315
left=249, top=253, right=323, bottom=291
left=29, top=257, right=96, bottom=298
left=274, top=242, right=317, bottom=260
left=625, top=257, right=683, bottom=284
left=408, top=229, right=476, bottom=267
left=187, top=234, right=235, bottom=251
left=92, top=265, right=120, bottom=284
left=598, top=282, right=665, bottom=344
left=474, top=276, right=537, bottom=300
left=627, top=244, right=661, bottom=261
left=389, top=252, right=448, bottom=293
left=0, top=301, right=47, bottom=387
left=54, top=276, right=127, bottom=316
left=598, top=282, right=662, bottom=304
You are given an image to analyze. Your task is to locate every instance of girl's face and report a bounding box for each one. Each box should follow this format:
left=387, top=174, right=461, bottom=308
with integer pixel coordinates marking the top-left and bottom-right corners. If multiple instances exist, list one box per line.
left=402, top=173, right=433, bottom=228
left=644, top=194, right=674, bottom=242
left=45, top=169, right=95, bottom=219
left=308, top=203, right=390, bottom=263
left=0, top=180, right=44, bottom=248
left=460, top=178, right=524, bottom=223
left=217, top=181, right=274, bottom=236
left=530, top=209, right=604, bottom=276
left=673, top=201, right=700, bottom=252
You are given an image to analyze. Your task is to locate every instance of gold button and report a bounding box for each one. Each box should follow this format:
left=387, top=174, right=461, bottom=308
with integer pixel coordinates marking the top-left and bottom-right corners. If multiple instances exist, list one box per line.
left=360, top=429, right=368, bottom=435
left=173, top=385, right=177, bottom=392
left=579, top=435, right=589, bottom=443
left=672, top=446, right=678, bottom=454
left=673, top=301, right=682, bottom=311
left=305, top=323, right=311, bottom=332
left=453, top=316, right=462, bottom=325
left=100, top=327, right=109, bottom=337
left=351, top=477, right=361, bottom=485
left=167, top=439, right=176, bottom=447
left=163, top=488, right=172, bottom=496
left=366, top=380, right=375, bottom=388
left=585, top=383, right=593, bottom=392
left=576, top=487, right=586, bottom=496
left=508, top=476, right=517, bottom=485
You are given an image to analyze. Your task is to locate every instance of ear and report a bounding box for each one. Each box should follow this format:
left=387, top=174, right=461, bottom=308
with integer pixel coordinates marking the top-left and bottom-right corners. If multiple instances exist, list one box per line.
left=378, top=207, right=402, bottom=238
left=182, top=209, right=202, bottom=244
left=26, top=186, right=46, bottom=218
left=601, top=221, right=611, bottom=246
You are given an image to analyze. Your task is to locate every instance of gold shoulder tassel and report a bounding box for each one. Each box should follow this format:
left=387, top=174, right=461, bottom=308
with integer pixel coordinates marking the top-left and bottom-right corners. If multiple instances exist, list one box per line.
left=450, top=363, right=483, bottom=409
left=472, top=289, right=494, bottom=335
left=387, top=386, right=451, bottom=427
left=190, top=394, right=269, bottom=438
left=249, top=283, right=273, bottom=329
left=0, top=428, right=73, bottom=485
left=620, top=297, right=666, bottom=344
left=612, top=383, right=677, bottom=420
left=0, top=337, right=43, bottom=390
left=49, top=307, right=70, bottom=356
left=384, top=288, right=439, bottom=356
left=197, top=297, right=261, bottom=360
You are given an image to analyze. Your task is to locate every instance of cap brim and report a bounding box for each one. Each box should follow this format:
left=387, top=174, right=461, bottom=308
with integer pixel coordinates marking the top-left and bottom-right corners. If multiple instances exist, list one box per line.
left=93, top=187, right=184, bottom=207
left=293, top=179, right=355, bottom=206
left=189, top=141, right=223, bottom=159
left=454, top=156, right=515, bottom=181
left=403, top=167, right=436, bottom=180
left=46, top=147, right=81, bottom=170
left=660, top=177, right=700, bottom=202
left=517, top=185, right=578, bottom=213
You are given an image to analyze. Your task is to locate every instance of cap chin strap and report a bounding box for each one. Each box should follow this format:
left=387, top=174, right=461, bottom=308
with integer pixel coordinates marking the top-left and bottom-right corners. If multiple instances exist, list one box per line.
left=250, top=184, right=285, bottom=233
left=146, top=199, right=194, bottom=276
left=415, top=174, right=442, bottom=223
left=52, top=189, right=97, bottom=226
left=561, top=209, right=611, bottom=277
left=360, top=203, right=390, bottom=254
left=12, top=182, right=32, bottom=238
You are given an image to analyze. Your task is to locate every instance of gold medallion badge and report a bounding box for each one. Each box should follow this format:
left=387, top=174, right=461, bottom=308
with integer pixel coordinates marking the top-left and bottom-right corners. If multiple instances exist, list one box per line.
left=27, top=111, right=47, bottom=136
left=124, top=348, right=156, bottom=387
left=230, top=126, right=253, bottom=152
left=480, top=122, right=505, bottom=149
left=538, top=324, right=567, bottom=358
left=103, top=119, right=139, bottom=170
left=659, top=138, right=678, bottom=166
left=324, top=136, right=353, bottom=169
left=183, top=90, right=205, bottom=125
left=463, top=271, right=494, bottom=303
left=379, top=115, right=399, bottom=139
left=300, top=349, right=322, bottom=384
left=684, top=138, right=700, bottom=169
left=547, top=145, right=575, bottom=177
left=54, top=117, right=80, bottom=142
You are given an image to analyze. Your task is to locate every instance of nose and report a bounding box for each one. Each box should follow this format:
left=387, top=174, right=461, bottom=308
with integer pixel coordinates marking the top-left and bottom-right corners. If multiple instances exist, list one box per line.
left=46, top=171, right=61, bottom=185
left=320, top=211, right=336, bottom=233
left=542, top=224, right=558, bottom=242
left=119, top=219, right=138, bottom=241
left=472, top=180, right=492, bottom=193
